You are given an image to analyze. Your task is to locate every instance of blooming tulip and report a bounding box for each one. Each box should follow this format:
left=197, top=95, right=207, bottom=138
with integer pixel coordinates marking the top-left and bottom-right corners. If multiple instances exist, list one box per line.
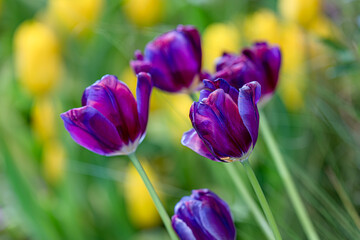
left=172, top=189, right=236, bottom=240
left=182, top=79, right=261, bottom=162
left=214, top=42, right=281, bottom=103
left=61, top=73, right=152, bottom=156
left=131, top=25, right=202, bottom=93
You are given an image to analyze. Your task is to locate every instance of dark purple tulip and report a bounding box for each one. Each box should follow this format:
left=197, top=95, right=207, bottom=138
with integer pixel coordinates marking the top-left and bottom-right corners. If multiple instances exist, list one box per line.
left=214, top=42, right=281, bottom=103
left=182, top=79, right=261, bottom=162
left=131, top=25, right=202, bottom=93
left=172, top=189, right=236, bottom=240
left=61, top=73, right=152, bottom=156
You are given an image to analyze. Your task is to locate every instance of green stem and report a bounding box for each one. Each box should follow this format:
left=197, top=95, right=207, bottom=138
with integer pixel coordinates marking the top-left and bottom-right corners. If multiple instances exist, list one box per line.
left=242, top=159, right=282, bottom=240
left=224, top=164, right=275, bottom=240
left=128, top=153, right=178, bottom=240
left=260, top=111, right=319, bottom=240
left=189, top=92, right=198, bottom=102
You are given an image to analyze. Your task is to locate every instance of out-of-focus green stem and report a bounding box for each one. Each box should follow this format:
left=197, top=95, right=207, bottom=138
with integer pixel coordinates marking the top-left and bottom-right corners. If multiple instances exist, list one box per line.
left=128, top=153, right=178, bottom=240
left=242, top=159, right=282, bottom=240
left=260, top=111, right=319, bottom=240
left=224, top=164, right=275, bottom=240
left=326, top=169, right=360, bottom=230
left=189, top=92, right=198, bottom=102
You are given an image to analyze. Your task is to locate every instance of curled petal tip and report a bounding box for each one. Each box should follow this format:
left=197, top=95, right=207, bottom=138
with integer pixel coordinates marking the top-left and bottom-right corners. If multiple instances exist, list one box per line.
left=134, top=50, right=144, bottom=60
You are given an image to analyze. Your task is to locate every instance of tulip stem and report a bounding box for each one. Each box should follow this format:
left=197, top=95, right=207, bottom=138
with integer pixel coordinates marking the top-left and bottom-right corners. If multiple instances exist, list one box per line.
left=189, top=92, right=198, bottom=102
left=224, top=164, right=275, bottom=240
left=128, top=153, right=178, bottom=240
left=242, top=159, right=282, bottom=240
left=260, top=112, right=320, bottom=240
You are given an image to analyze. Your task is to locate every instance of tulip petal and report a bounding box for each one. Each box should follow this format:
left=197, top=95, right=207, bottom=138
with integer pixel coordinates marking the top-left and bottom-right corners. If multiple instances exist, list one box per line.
left=175, top=200, right=211, bottom=239
left=145, top=30, right=200, bottom=92
left=192, top=201, right=235, bottom=240
left=82, top=75, right=141, bottom=143
left=192, top=89, right=252, bottom=161
left=130, top=50, right=152, bottom=74
left=172, top=216, right=197, bottom=240
left=203, top=79, right=238, bottom=103
left=192, top=190, right=236, bottom=240
left=60, top=106, right=123, bottom=155
left=136, top=72, right=152, bottom=134
left=238, top=81, right=261, bottom=146
left=242, top=42, right=281, bottom=99
left=177, top=25, right=202, bottom=68
left=181, top=128, right=218, bottom=161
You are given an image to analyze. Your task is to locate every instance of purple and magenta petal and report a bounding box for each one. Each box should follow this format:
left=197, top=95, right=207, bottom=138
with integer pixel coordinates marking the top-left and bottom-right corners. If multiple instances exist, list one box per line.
left=60, top=106, right=123, bottom=155
left=238, top=81, right=261, bottom=146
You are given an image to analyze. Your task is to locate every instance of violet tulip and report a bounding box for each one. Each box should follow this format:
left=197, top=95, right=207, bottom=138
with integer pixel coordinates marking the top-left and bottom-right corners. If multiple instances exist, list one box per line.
left=214, top=42, right=281, bottom=103
left=61, top=73, right=152, bottom=156
left=131, top=25, right=202, bottom=93
left=182, top=79, right=261, bottom=162
left=172, top=189, right=236, bottom=240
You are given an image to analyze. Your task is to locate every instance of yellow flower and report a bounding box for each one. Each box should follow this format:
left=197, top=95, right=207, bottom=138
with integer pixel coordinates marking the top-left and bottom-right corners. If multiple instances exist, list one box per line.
left=14, top=21, right=62, bottom=96
left=124, top=160, right=161, bottom=228
left=121, top=67, right=162, bottom=112
left=308, top=15, right=336, bottom=39
left=31, top=97, right=57, bottom=142
left=279, top=0, right=321, bottom=28
left=165, top=94, right=193, bottom=142
left=46, top=0, right=103, bottom=36
left=42, top=140, right=66, bottom=184
left=278, top=23, right=307, bottom=111
left=244, top=9, right=281, bottom=44
left=123, top=0, right=164, bottom=27
left=202, top=23, right=240, bottom=72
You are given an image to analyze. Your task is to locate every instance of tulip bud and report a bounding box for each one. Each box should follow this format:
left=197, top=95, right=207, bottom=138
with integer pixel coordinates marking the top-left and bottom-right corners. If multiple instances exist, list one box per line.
left=172, top=189, right=236, bottom=240
left=182, top=79, right=261, bottom=162
left=14, top=21, right=62, bottom=96
left=214, top=42, right=281, bottom=103
left=61, top=73, right=152, bottom=156
left=131, top=25, right=202, bottom=93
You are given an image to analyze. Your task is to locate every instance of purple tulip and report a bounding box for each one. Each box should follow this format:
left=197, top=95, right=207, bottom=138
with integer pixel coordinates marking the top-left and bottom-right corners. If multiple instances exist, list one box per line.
left=182, top=79, right=261, bottom=162
left=61, top=73, right=152, bottom=156
left=214, top=42, right=281, bottom=103
left=172, top=189, right=236, bottom=240
left=131, top=25, right=202, bottom=93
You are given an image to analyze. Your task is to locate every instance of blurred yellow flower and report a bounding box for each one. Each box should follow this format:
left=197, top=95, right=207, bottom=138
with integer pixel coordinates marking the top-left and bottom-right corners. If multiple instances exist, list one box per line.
left=121, top=67, right=162, bottom=111
left=279, top=0, right=321, bottom=28
left=308, top=15, right=335, bottom=39
left=31, top=97, right=56, bottom=142
left=46, top=0, right=103, bottom=36
left=278, top=23, right=307, bottom=110
left=165, top=94, right=193, bottom=142
left=14, top=21, right=62, bottom=96
left=42, top=140, right=66, bottom=184
left=123, top=0, right=164, bottom=27
left=202, top=23, right=240, bottom=72
left=124, top=160, right=161, bottom=228
left=244, top=9, right=281, bottom=44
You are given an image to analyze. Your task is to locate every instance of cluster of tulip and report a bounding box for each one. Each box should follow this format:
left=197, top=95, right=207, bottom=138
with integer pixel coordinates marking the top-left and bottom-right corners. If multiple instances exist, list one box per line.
left=61, top=25, right=315, bottom=240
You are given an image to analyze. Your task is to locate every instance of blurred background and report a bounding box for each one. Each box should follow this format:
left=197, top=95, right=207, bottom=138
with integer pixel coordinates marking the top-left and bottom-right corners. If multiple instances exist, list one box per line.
left=0, top=0, right=360, bottom=239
